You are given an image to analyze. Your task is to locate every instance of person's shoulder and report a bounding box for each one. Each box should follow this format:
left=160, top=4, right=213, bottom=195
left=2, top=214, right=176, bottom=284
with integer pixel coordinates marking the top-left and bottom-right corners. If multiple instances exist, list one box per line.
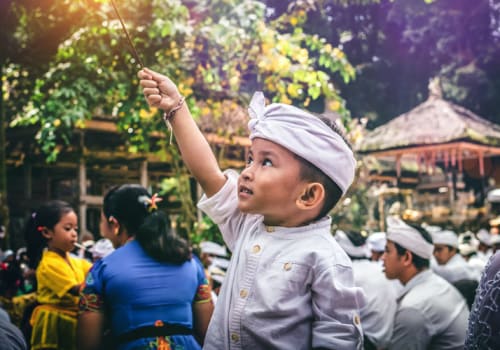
left=36, top=250, right=62, bottom=270
left=396, top=305, right=427, bottom=325
left=0, top=317, right=27, bottom=350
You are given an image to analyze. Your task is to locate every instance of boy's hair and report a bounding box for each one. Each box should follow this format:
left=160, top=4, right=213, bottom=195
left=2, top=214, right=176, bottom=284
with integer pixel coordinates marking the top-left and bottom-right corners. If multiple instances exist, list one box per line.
left=295, top=114, right=352, bottom=220
left=394, top=224, right=433, bottom=270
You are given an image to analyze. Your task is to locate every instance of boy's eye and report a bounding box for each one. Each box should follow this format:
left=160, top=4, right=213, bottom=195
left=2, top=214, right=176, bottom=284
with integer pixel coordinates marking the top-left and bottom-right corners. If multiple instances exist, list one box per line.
left=262, top=159, right=273, bottom=167
left=246, top=156, right=254, bottom=166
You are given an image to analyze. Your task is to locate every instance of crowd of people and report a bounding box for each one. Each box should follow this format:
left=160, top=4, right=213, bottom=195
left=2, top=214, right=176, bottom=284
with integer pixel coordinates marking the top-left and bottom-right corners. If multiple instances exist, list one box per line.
left=0, top=67, right=498, bottom=349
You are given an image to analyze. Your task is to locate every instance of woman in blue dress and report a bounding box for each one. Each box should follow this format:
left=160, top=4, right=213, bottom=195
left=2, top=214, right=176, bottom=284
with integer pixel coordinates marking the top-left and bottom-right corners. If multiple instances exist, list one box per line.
left=77, top=184, right=214, bottom=350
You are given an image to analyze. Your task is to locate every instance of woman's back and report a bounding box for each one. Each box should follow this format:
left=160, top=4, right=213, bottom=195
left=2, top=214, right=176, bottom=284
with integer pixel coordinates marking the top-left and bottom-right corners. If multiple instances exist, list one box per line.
left=81, top=240, right=208, bottom=349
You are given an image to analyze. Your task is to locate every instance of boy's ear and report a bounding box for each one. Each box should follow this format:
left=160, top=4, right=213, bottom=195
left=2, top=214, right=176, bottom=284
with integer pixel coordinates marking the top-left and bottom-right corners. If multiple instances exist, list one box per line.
left=403, top=250, right=413, bottom=267
left=296, top=182, right=325, bottom=210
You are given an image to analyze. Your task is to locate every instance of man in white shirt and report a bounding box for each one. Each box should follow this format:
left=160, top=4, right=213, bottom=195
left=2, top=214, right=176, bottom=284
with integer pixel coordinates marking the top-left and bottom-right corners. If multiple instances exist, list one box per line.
left=336, top=230, right=397, bottom=350
left=432, top=230, right=477, bottom=283
left=383, top=218, right=469, bottom=349
left=366, top=232, right=386, bottom=262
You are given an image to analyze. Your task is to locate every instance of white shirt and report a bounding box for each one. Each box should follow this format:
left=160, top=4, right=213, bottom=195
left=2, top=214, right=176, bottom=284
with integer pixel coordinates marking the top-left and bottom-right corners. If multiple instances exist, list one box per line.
left=352, top=259, right=397, bottom=348
left=433, top=254, right=478, bottom=283
left=390, top=270, right=469, bottom=350
left=198, top=170, right=364, bottom=350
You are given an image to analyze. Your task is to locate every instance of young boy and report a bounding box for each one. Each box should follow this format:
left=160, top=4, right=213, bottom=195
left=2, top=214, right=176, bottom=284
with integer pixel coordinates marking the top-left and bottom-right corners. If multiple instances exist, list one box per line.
left=138, top=68, right=364, bottom=349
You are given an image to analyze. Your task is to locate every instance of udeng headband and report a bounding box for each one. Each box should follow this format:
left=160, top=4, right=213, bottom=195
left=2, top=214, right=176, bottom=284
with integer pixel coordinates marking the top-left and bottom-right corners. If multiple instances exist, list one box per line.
left=386, top=217, right=434, bottom=259
left=248, top=92, right=356, bottom=195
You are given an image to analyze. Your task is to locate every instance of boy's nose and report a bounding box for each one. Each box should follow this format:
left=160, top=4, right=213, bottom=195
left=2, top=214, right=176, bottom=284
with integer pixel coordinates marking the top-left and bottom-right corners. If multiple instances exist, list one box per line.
left=241, top=167, right=254, bottom=180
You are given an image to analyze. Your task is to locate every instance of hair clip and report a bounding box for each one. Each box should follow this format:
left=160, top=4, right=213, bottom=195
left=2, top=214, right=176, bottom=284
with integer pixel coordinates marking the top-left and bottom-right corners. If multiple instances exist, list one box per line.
left=149, top=193, right=163, bottom=211
left=36, top=226, right=44, bottom=232
left=138, top=193, right=163, bottom=212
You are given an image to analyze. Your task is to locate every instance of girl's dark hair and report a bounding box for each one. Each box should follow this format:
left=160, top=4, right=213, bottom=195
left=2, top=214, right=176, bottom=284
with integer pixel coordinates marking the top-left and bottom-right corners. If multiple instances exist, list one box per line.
left=394, top=224, right=433, bottom=270
left=103, top=184, right=190, bottom=264
left=24, top=200, right=74, bottom=269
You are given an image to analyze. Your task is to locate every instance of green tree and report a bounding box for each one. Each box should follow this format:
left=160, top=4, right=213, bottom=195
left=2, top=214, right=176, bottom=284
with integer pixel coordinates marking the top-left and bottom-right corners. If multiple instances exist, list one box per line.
left=7, top=0, right=357, bottom=240
left=1, top=0, right=94, bottom=245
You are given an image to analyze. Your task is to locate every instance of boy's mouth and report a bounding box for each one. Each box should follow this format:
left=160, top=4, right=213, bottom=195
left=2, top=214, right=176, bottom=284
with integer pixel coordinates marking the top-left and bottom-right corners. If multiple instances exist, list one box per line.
left=239, top=185, right=253, bottom=195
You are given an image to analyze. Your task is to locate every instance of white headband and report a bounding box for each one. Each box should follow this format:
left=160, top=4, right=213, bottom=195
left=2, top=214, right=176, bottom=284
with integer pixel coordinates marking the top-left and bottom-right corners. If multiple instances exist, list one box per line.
left=386, top=217, right=434, bottom=259
left=476, top=229, right=491, bottom=245
left=335, top=230, right=371, bottom=258
left=432, top=230, right=458, bottom=248
left=248, top=92, right=356, bottom=194
left=367, top=232, right=387, bottom=252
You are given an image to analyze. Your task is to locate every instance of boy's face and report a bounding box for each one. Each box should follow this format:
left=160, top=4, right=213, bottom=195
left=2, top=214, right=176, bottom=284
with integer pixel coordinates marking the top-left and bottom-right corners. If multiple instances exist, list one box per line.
left=382, top=240, right=404, bottom=280
left=238, top=138, right=306, bottom=226
left=433, top=244, right=455, bottom=265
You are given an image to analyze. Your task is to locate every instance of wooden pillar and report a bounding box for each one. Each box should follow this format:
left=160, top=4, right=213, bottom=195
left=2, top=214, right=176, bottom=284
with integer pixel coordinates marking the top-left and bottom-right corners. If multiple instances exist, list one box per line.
left=23, top=163, right=32, bottom=200
left=378, top=194, right=385, bottom=231
left=78, top=158, right=87, bottom=236
left=140, top=160, right=148, bottom=189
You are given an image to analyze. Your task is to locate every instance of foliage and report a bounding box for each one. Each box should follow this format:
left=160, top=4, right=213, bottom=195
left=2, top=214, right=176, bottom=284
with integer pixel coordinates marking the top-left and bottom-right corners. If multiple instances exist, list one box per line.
left=5, top=0, right=499, bottom=239
left=266, top=0, right=500, bottom=127
left=6, top=0, right=355, bottom=163
left=3, top=0, right=359, bottom=240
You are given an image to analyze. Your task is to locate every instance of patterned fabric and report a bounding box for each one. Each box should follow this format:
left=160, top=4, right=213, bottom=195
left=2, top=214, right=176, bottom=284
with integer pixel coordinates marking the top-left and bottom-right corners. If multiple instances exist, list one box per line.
left=195, top=284, right=211, bottom=303
left=465, top=251, right=500, bottom=349
left=79, top=240, right=210, bottom=350
left=31, top=251, right=91, bottom=350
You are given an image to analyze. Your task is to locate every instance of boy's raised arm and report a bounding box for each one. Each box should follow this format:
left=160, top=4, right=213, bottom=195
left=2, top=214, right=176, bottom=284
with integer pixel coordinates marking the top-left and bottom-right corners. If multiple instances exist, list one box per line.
left=138, top=68, right=226, bottom=197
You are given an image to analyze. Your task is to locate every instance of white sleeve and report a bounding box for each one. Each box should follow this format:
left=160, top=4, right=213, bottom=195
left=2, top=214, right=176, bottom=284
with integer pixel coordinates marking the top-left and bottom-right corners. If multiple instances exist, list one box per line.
left=197, top=169, right=245, bottom=252
left=311, top=263, right=364, bottom=350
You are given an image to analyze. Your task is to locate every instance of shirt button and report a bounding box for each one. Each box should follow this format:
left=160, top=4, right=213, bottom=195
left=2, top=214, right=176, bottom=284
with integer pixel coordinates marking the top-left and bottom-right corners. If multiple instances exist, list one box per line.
left=231, top=333, right=239, bottom=342
left=252, top=245, right=261, bottom=254
left=265, top=226, right=275, bottom=233
left=354, top=314, right=361, bottom=325
left=283, top=262, right=292, bottom=271
left=240, top=289, right=248, bottom=298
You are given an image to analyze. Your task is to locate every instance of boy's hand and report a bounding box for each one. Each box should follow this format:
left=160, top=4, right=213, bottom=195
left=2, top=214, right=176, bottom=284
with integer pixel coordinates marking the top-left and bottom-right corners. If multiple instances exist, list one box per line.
left=138, top=68, right=182, bottom=112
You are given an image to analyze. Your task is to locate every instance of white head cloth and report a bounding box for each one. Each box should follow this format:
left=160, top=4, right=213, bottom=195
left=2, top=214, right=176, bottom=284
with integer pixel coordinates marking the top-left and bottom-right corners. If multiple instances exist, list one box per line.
left=422, top=224, right=442, bottom=234
left=432, top=230, right=459, bottom=248
left=367, top=232, right=387, bottom=252
left=91, top=239, right=115, bottom=259
left=386, top=217, right=434, bottom=259
left=476, top=228, right=491, bottom=245
left=458, top=232, right=478, bottom=255
left=200, top=241, right=227, bottom=257
left=489, top=234, right=500, bottom=246
left=335, top=230, right=371, bottom=258
left=248, top=92, right=356, bottom=194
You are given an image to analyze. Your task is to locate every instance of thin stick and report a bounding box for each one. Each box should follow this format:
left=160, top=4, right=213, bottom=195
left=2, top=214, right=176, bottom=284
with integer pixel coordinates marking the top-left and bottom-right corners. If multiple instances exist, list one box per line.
left=74, top=242, right=89, bottom=251
left=110, top=0, right=144, bottom=68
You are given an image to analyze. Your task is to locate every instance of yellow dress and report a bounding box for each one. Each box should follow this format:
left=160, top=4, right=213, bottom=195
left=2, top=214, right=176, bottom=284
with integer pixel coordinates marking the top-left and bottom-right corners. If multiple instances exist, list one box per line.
left=30, top=250, right=92, bottom=350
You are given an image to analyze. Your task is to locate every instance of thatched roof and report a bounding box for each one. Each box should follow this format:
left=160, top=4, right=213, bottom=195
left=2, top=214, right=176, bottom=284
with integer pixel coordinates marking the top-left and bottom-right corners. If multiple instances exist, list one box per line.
left=357, top=97, right=500, bottom=153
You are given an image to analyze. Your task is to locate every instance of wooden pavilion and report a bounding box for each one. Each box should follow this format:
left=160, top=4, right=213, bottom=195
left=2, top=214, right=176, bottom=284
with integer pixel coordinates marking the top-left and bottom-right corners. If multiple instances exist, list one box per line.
left=357, top=83, right=500, bottom=227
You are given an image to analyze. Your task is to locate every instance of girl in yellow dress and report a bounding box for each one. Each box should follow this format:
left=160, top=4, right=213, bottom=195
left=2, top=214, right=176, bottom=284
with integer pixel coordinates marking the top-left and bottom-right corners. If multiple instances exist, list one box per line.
left=25, top=200, right=92, bottom=350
